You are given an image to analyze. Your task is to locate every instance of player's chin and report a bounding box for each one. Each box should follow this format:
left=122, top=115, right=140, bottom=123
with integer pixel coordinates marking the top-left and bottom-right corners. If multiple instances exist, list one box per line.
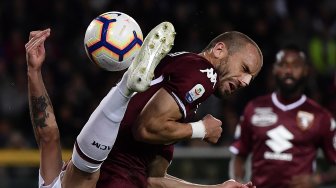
left=214, top=88, right=226, bottom=98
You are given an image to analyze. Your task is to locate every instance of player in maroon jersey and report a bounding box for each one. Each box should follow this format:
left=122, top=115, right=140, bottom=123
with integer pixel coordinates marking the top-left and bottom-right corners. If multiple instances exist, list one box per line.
left=26, top=24, right=263, bottom=187
left=229, top=45, right=336, bottom=188
left=94, top=33, right=262, bottom=187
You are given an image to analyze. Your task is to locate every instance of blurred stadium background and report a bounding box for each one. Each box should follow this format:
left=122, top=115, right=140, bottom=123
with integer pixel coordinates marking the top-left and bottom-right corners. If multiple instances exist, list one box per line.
left=0, top=0, right=335, bottom=187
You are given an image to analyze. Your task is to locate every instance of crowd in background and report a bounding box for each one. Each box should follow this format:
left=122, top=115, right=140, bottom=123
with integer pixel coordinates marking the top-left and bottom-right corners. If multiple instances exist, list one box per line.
left=0, top=0, right=336, bottom=187
left=0, top=0, right=336, bottom=176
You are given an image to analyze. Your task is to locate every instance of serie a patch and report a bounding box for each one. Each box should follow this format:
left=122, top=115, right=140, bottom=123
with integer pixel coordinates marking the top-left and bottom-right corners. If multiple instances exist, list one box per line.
left=185, top=84, right=205, bottom=103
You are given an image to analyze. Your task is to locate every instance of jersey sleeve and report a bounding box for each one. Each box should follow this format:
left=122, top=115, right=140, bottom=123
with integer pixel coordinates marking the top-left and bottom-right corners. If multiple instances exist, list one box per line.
left=162, top=56, right=217, bottom=119
left=230, top=102, right=254, bottom=157
left=319, top=114, right=336, bottom=164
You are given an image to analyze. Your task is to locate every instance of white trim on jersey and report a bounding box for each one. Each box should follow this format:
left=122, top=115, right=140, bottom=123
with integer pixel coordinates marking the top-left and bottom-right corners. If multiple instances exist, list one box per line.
left=39, top=170, right=64, bottom=188
left=229, top=146, right=239, bottom=155
left=271, top=92, right=307, bottom=111
left=171, top=92, right=186, bottom=118
left=168, top=51, right=188, bottom=57
left=150, top=75, right=164, bottom=86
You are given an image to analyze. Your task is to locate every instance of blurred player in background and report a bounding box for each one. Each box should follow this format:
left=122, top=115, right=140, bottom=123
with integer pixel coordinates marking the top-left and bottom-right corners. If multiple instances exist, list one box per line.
left=229, top=45, right=336, bottom=188
left=26, top=23, right=263, bottom=188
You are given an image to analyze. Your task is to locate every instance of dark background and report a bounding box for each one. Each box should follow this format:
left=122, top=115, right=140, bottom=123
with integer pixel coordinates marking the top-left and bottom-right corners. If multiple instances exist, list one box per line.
left=0, top=0, right=335, bottom=187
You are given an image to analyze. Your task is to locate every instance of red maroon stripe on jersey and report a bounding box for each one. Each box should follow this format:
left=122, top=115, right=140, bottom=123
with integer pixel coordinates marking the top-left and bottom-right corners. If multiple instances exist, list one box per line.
left=75, top=141, right=103, bottom=165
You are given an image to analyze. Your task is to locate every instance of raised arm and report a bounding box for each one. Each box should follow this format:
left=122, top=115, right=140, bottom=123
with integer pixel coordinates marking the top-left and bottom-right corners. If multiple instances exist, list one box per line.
left=26, top=29, right=63, bottom=184
left=132, top=88, right=222, bottom=144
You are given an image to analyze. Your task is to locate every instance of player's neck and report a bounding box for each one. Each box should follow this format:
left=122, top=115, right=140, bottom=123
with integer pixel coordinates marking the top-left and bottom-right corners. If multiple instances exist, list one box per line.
left=275, top=91, right=303, bottom=104
left=199, top=51, right=215, bottom=66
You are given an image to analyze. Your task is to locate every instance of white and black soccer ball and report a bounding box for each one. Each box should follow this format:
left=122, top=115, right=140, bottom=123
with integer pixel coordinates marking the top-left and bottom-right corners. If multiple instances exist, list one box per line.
left=84, top=11, right=143, bottom=71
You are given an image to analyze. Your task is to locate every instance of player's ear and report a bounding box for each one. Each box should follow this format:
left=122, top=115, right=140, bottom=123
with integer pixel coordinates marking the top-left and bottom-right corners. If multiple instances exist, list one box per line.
left=212, top=42, right=227, bottom=59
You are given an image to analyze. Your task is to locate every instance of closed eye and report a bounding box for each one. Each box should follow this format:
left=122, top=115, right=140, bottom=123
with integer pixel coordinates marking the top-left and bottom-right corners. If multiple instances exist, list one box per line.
left=242, top=64, right=256, bottom=80
left=242, top=65, right=250, bottom=73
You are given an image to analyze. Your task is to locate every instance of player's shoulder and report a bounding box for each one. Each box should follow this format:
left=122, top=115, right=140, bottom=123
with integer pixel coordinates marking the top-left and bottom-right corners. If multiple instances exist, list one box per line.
left=241, top=94, right=272, bottom=116
left=166, top=51, right=213, bottom=68
left=305, top=97, right=332, bottom=116
left=247, top=93, right=272, bottom=107
left=304, top=98, right=335, bottom=131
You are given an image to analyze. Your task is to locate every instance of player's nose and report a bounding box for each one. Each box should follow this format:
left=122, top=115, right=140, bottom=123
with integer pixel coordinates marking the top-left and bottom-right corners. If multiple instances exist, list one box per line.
left=239, top=74, right=252, bottom=88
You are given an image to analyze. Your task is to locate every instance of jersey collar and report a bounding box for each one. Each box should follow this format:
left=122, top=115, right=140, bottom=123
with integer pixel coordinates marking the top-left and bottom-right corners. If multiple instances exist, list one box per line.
left=271, top=92, right=307, bottom=111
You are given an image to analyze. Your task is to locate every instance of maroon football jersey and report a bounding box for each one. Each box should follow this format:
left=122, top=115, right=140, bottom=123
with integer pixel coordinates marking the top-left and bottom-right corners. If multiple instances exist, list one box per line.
left=230, top=93, right=336, bottom=188
left=97, top=52, right=219, bottom=188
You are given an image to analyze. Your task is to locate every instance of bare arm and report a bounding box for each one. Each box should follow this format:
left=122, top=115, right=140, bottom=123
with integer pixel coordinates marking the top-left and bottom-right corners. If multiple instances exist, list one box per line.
left=229, top=155, right=247, bottom=182
left=132, top=88, right=222, bottom=144
left=148, top=177, right=255, bottom=188
left=147, top=155, right=255, bottom=188
left=26, top=29, right=63, bottom=184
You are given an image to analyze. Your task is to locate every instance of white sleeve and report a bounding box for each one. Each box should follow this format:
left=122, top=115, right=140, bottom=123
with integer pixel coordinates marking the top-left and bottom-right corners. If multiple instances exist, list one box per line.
left=38, top=170, right=64, bottom=188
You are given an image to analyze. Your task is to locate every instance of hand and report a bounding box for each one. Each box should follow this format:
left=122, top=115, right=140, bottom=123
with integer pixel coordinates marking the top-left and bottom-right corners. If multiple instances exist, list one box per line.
left=243, top=182, right=256, bottom=188
left=289, top=174, right=319, bottom=188
left=202, top=114, right=222, bottom=144
left=25, top=29, right=51, bottom=71
left=217, top=179, right=255, bottom=188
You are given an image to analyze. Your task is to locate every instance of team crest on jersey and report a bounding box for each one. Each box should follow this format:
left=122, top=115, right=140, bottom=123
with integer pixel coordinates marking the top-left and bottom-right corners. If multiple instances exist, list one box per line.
left=185, top=84, right=205, bottom=103
left=251, top=107, right=278, bottom=127
left=296, top=111, right=314, bottom=131
left=200, top=68, right=217, bottom=88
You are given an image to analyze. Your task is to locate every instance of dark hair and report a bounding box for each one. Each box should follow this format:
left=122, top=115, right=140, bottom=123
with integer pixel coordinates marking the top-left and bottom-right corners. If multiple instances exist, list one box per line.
left=276, top=44, right=306, bottom=61
left=280, top=44, right=304, bottom=53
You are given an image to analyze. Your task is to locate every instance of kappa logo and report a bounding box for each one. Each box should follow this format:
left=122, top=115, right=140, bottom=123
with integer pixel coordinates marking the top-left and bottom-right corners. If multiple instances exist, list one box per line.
left=200, top=68, right=217, bottom=88
left=185, top=84, right=205, bottom=103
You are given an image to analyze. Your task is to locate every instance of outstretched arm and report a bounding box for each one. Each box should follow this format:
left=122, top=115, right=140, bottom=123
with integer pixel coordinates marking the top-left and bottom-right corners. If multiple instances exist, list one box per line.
left=147, top=155, right=255, bottom=188
left=26, top=29, right=63, bottom=185
left=148, top=177, right=255, bottom=188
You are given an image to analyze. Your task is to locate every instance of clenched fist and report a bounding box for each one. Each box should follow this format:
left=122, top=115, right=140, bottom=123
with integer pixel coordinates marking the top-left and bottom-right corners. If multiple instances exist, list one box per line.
left=202, top=114, right=222, bottom=144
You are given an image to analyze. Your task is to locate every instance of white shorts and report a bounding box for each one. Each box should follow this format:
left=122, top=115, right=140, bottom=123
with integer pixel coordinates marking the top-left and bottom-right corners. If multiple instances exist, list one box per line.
left=38, top=170, right=65, bottom=188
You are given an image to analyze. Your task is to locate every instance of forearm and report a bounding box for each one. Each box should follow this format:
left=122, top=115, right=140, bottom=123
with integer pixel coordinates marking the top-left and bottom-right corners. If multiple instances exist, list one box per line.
left=314, top=167, right=336, bottom=185
left=148, top=175, right=218, bottom=188
left=229, top=155, right=246, bottom=181
left=133, top=88, right=209, bottom=144
left=28, top=69, right=58, bottom=145
left=134, top=119, right=194, bottom=144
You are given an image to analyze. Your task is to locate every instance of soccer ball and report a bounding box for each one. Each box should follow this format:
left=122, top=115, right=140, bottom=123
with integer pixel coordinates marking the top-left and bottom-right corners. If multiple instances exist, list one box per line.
left=84, top=11, right=143, bottom=71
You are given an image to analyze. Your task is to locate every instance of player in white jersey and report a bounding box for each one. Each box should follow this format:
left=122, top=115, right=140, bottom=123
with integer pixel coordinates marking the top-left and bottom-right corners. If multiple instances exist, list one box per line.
left=27, top=22, right=175, bottom=188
